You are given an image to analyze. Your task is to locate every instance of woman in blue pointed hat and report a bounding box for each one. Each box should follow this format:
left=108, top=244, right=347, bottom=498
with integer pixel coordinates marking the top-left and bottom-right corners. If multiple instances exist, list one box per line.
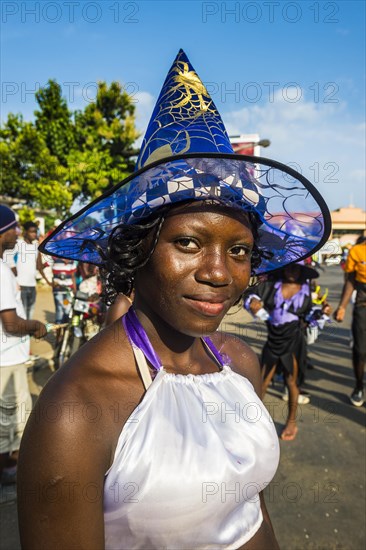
left=18, top=50, right=331, bottom=549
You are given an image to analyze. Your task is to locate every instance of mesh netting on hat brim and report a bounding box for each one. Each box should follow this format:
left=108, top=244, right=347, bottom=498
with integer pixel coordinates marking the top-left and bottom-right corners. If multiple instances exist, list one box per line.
left=39, top=153, right=331, bottom=275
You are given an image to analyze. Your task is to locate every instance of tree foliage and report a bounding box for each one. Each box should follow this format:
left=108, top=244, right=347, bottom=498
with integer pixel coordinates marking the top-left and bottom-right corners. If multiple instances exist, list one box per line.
left=17, top=206, right=36, bottom=226
left=34, top=80, right=76, bottom=166
left=0, top=80, right=139, bottom=215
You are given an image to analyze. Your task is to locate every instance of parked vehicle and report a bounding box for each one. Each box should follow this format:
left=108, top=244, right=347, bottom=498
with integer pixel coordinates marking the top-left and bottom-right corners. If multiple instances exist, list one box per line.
left=324, top=255, right=342, bottom=265
left=55, top=290, right=104, bottom=368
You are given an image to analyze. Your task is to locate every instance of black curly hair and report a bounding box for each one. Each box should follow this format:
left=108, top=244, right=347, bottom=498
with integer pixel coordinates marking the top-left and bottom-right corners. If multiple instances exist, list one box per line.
left=101, top=202, right=265, bottom=305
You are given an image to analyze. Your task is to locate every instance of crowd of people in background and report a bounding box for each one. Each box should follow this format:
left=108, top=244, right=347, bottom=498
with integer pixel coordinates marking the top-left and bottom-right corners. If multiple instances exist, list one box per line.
left=0, top=203, right=365, bottom=490
left=2, top=217, right=105, bottom=356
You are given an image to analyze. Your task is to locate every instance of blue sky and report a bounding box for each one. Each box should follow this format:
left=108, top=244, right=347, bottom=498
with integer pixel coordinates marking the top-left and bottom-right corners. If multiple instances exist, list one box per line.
left=1, top=0, right=365, bottom=211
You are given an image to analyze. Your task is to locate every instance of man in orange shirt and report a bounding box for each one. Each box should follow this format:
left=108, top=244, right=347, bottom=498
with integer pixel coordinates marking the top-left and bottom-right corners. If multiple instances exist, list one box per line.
left=335, top=235, right=366, bottom=406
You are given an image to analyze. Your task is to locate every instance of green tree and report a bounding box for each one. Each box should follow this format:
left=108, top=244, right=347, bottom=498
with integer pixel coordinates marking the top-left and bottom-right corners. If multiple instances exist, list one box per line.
left=70, top=81, right=139, bottom=200
left=0, top=79, right=139, bottom=214
left=34, top=79, right=76, bottom=166
left=17, top=206, right=36, bottom=226
left=0, top=113, right=24, bottom=197
left=0, top=115, right=72, bottom=212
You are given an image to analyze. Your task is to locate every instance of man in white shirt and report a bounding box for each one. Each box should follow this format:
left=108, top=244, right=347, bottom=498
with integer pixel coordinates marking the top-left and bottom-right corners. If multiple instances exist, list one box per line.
left=5, top=221, right=51, bottom=320
left=0, top=206, right=47, bottom=483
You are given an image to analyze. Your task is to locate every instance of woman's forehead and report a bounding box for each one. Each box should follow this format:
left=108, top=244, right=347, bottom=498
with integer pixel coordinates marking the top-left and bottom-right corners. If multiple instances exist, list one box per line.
left=164, top=201, right=253, bottom=229
left=159, top=206, right=254, bottom=244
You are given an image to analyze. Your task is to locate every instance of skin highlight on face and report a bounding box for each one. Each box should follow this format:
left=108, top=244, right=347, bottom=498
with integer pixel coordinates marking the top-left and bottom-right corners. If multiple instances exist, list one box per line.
left=134, top=205, right=254, bottom=339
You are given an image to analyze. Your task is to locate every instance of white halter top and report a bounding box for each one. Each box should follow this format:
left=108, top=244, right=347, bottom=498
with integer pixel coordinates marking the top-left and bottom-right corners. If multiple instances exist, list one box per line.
left=103, top=343, right=280, bottom=550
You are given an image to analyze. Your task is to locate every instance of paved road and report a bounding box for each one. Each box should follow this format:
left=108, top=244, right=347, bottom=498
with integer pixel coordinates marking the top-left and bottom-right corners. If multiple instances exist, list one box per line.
left=1, top=266, right=365, bottom=549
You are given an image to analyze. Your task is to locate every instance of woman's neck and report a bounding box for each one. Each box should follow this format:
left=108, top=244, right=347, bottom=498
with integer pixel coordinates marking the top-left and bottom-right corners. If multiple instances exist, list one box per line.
left=131, top=305, right=217, bottom=375
left=280, top=281, right=302, bottom=299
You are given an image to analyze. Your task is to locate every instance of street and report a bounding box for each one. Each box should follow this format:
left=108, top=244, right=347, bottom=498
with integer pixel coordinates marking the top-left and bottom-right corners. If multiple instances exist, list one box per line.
left=1, top=266, right=365, bottom=550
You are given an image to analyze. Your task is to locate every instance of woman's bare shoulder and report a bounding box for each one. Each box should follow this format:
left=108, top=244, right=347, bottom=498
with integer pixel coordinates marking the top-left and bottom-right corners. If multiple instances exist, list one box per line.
left=25, top=319, right=144, bottom=466
left=60, top=318, right=141, bottom=390
left=44, top=319, right=134, bottom=397
left=210, top=331, right=261, bottom=396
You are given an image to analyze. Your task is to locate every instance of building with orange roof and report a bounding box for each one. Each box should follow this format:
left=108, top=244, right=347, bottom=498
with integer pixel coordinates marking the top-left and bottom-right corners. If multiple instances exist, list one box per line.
left=330, top=205, right=366, bottom=245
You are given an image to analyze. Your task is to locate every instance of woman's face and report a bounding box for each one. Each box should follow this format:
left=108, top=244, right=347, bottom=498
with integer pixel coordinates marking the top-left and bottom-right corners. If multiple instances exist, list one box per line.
left=283, top=264, right=302, bottom=283
left=134, top=206, right=254, bottom=336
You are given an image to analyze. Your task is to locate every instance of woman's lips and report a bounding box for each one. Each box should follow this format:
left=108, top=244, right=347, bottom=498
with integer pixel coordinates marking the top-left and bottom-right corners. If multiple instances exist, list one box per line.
left=184, top=297, right=229, bottom=316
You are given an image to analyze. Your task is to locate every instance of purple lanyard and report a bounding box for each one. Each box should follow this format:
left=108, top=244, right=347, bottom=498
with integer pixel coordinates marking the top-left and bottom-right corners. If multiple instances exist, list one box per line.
left=122, top=307, right=225, bottom=371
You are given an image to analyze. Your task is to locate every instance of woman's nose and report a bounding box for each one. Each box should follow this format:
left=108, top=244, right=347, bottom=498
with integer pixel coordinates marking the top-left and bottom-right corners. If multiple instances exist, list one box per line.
left=195, top=251, right=233, bottom=286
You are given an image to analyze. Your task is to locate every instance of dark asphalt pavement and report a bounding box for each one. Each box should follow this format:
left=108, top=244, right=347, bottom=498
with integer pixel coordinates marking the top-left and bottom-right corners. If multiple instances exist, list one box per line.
left=1, top=266, right=365, bottom=549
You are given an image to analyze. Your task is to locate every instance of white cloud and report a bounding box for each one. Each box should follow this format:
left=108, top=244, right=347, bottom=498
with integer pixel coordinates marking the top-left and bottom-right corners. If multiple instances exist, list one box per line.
left=134, top=91, right=155, bottom=145
left=222, top=90, right=365, bottom=211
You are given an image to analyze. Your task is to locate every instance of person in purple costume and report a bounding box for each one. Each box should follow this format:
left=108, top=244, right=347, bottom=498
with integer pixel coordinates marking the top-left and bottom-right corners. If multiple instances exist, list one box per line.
left=245, top=263, right=331, bottom=440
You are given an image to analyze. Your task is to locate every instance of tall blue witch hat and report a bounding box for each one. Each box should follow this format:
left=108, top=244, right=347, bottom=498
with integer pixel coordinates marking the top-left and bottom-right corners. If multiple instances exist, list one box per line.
left=40, top=49, right=331, bottom=274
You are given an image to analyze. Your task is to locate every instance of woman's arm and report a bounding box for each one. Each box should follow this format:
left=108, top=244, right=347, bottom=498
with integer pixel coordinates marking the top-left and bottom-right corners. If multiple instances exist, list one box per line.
left=258, top=492, right=280, bottom=548
left=17, top=373, right=113, bottom=549
left=240, top=493, right=280, bottom=549
left=17, top=322, right=142, bottom=550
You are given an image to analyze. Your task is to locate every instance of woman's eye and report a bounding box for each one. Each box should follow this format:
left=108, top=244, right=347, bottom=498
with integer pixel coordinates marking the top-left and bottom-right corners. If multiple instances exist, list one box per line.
left=175, top=238, right=199, bottom=249
left=230, top=245, right=250, bottom=257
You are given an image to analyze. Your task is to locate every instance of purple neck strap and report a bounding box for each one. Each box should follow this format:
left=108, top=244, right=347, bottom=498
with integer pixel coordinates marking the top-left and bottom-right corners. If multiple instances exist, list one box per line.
left=122, top=307, right=162, bottom=370
left=122, top=307, right=225, bottom=371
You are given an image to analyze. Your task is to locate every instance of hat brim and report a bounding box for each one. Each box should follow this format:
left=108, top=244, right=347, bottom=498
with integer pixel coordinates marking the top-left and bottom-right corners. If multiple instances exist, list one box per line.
left=39, top=153, right=331, bottom=275
left=272, top=263, right=319, bottom=280
left=299, top=265, right=319, bottom=280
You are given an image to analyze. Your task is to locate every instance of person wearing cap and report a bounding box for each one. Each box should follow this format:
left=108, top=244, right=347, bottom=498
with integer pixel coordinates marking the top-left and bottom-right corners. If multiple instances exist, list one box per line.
left=4, top=220, right=52, bottom=319
left=17, top=51, right=330, bottom=549
left=334, top=235, right=366, bottom=406
left=3, top=221, right=52, bottom=366
left=244, top=262, right=331, bottom=440
left=0, top=205, right=48, bottom=485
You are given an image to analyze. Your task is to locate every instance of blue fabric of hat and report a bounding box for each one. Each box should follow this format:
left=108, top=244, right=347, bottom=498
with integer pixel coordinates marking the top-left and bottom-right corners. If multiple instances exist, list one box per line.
left=0, top=205, right=17, bottom=234
left=39, top=50, right=331, bottom=274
